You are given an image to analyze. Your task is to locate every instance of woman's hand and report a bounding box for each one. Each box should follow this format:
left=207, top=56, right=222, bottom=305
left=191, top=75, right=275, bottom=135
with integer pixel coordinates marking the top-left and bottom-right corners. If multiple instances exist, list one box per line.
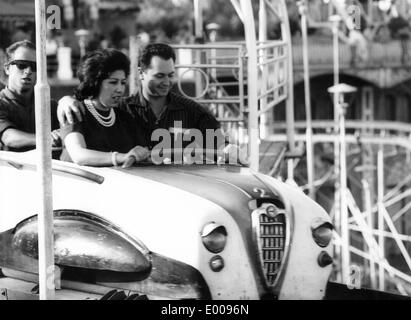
left=119, top=146, right=150, bottom=168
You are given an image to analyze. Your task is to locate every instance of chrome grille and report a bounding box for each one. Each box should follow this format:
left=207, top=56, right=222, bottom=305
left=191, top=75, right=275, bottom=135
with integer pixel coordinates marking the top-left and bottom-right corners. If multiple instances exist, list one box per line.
left=255, top=212, right=286, bottom=287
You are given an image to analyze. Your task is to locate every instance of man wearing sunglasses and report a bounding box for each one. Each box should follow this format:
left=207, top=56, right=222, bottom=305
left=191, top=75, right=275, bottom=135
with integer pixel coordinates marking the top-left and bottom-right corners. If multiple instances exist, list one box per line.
left=0, top=40, right=60, bottom=152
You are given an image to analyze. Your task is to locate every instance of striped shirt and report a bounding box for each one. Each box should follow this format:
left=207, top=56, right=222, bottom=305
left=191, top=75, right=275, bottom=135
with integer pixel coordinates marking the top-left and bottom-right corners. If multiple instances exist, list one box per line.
left=119, top=91, right=224, bottom=149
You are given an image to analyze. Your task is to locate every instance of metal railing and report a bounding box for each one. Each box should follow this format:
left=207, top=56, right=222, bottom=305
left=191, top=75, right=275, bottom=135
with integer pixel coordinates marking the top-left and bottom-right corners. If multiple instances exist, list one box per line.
left=172, top=43, right=245, bottom=122
left=257, top=41, right=289, bottom=116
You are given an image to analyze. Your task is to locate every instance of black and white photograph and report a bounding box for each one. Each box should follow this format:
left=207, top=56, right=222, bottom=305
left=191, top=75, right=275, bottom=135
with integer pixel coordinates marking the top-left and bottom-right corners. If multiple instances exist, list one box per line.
left=0, top=0, right=411, bottom=307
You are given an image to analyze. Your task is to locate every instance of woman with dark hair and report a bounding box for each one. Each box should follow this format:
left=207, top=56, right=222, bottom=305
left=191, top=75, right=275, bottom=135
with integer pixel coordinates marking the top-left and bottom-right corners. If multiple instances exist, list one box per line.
left=60, top=49, right=149, bottom=167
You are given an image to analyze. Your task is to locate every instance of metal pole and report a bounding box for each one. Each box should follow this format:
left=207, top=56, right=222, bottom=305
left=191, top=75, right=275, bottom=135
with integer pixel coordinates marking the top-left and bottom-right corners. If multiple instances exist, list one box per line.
left=35, top=0, right=55, bottom=300
left=240, top=0, right=259, bottom=171
left=280, top=0, right=295, bottom=152
left=129, top=35, right=140, bottom=96
left=339, top=98, right=350, bottom=285
left=259, top=0, right=269, bottom=139
left=298, top=0, right=315, bottom=199
left=377, top=138, right=385, bottom=291
left=230, top=0, right=245, bottom=23
left=330, top=14, right=341, bottom=282
left=278, top=0, right=296, bottom=181
left=208, top=28, right=220, bottom=117
left=368, top=0, right=373, bottom=24
left=362, top=179, right=377, bottom=289
left=193, top=0, right=203, bottom=40
left=193, top=0, right=204, bottom=99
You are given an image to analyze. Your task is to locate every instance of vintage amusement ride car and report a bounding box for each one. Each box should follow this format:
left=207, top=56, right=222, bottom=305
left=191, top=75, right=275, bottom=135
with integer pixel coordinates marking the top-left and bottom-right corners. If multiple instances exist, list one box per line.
left=0, top=150, right=333, bottom=300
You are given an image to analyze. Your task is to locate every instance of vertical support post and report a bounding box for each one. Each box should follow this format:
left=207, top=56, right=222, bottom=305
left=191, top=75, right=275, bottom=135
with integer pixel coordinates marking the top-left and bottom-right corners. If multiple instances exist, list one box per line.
left=328, top=1, right=333, bottom=17
left=339, top=98, right=350, bottom=286
left=377, top=138, right=385, bottom=291
left=298, top=0, right=315, bottom=199
left=35, top=0, right=55, bottom=300
left=230, top=0, right=245, bottom=23
left=361, top=86, right=374, bottom=281
left=241, top=0, right=259, bottom=172
left=129, top=35, right=141, bottom=96
left=330, top=15, right=341, bottom=282
left=287, top=159, right=294, bottom=183
left=278, top=0, right=296, bottom=181
left=280, top=0, right=295, bottom=151
left=207, top=27, right=220, bottom=118
left=367, top=0, right=373, bottom=24
left=361, top=88, right=375, bottom=198
left=362, top=180, right=377, bottom=289
left=193, top=0, right=203, bottom=40
left=193, top=0, right=204, bottom=99
left=259, top=0, right=269, bottom=139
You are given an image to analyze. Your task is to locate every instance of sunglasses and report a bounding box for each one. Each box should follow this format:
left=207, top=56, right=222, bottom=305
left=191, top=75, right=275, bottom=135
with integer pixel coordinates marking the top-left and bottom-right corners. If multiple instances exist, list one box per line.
left=8, top=60, right=37, bottom=72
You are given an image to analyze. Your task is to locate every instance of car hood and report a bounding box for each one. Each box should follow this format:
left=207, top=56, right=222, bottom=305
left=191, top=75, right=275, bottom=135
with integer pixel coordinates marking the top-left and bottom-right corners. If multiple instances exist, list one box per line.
left=116, top=164, right=282, bottom=221
left=111, top=164, right=286, bottom=281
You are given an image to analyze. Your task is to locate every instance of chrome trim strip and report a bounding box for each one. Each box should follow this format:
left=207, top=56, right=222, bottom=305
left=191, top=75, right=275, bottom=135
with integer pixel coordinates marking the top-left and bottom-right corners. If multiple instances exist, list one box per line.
left=52, top=162, right=104, bottom=184
left=0, top=152, right=104, bottom=184
left=215, top=179, right=252, bottom=198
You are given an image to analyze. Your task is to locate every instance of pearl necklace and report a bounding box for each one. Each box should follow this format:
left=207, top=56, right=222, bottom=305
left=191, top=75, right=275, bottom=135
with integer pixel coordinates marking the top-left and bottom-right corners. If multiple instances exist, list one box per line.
left=84, top=99, right=116, bottom=127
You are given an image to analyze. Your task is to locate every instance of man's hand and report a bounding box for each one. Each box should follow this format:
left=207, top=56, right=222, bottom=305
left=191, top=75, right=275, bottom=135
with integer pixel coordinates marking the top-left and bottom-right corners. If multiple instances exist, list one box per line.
left=131, top=146, right=150, bottom=162
left=57, top=95, right=85, bottom=125
left=51, top=129, right=61, bottom=148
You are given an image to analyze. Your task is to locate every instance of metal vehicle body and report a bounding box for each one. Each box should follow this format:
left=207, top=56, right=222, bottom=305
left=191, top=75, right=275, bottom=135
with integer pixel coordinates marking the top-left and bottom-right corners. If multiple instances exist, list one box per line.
left=0, top=151, right=333, bottom=300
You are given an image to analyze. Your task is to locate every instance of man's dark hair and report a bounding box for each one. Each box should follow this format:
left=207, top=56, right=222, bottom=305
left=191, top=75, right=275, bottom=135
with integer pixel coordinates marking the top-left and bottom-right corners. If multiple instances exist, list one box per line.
left=74, top=49, right=130, bottom=100
left=5, top=40, right=36, bottom=63
left=139, top=43, right=176, bottom=71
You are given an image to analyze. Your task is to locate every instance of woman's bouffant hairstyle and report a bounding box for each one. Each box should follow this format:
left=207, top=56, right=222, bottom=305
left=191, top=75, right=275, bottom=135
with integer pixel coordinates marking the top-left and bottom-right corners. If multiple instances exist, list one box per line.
left=74, top=49, right=130, bottom=100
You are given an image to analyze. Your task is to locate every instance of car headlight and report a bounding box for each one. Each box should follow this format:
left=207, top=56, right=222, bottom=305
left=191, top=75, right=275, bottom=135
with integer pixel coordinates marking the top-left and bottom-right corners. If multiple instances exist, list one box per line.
left=201, top=223, right=227, bottom=253
left=311, top=218, right=334, bottom=248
